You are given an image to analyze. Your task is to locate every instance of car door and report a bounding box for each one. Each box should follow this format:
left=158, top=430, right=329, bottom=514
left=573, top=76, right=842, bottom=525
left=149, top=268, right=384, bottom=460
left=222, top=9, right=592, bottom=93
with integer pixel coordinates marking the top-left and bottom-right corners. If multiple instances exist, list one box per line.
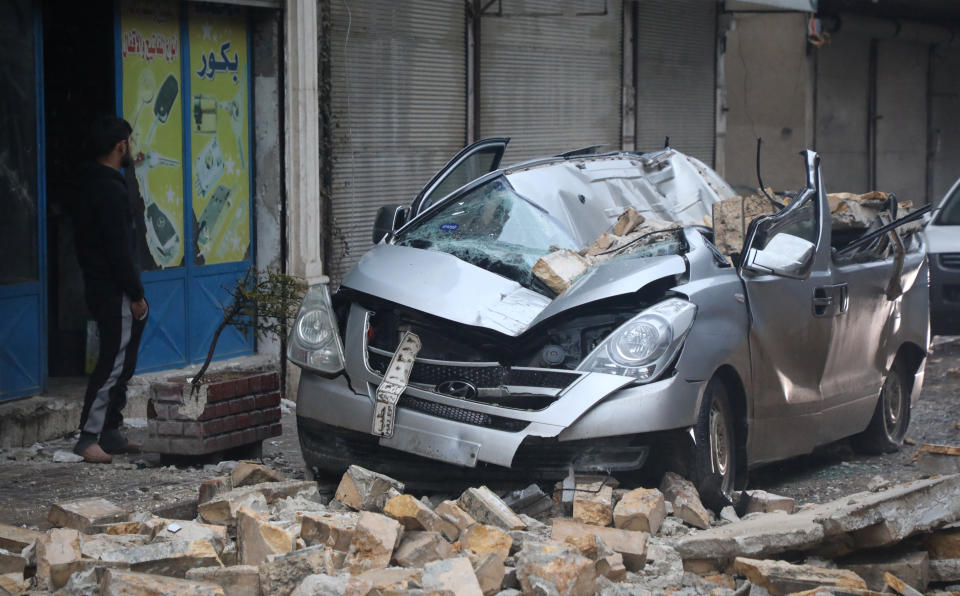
left=738, top=150, right=835, bottom=464
left=409, top=138, right=509, bottom=216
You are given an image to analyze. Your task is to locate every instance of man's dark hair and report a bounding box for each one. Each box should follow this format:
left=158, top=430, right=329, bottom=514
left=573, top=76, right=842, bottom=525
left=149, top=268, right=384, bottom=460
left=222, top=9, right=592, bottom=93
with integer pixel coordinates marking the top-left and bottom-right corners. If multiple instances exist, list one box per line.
left=87, top=115, right=132, bottom=159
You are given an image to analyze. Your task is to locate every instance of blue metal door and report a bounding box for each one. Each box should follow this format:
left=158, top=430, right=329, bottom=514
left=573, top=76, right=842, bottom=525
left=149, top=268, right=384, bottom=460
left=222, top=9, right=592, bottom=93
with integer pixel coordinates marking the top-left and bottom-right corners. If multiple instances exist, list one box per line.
left=0, top=0, right=46, bottom=401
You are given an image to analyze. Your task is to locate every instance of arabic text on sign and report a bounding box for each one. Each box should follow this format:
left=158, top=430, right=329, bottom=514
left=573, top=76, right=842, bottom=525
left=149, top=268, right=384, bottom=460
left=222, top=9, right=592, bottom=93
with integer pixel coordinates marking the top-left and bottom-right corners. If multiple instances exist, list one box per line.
left=122, top=29, right=179, bottom=62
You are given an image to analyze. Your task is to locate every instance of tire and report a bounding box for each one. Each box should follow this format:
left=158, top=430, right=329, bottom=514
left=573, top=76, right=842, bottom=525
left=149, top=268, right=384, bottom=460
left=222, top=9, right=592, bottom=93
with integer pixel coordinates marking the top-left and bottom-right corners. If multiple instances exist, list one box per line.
left=690, top=377, right=737, bottom=497
left=852, top=362, right=911, bottom=454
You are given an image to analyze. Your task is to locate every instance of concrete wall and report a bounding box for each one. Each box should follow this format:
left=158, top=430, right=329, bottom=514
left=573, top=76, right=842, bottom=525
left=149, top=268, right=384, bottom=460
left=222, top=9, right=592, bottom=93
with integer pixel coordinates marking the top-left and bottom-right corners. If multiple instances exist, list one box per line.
left=930, top=45, right=960, bottom=202
left=723, top=12, right=814, bottom=191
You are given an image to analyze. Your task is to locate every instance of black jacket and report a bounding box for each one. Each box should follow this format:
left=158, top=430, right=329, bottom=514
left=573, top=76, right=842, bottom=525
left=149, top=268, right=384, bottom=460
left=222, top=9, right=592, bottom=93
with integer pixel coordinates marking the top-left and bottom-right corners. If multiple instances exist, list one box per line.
left=73, top=162, right=144, bottom=302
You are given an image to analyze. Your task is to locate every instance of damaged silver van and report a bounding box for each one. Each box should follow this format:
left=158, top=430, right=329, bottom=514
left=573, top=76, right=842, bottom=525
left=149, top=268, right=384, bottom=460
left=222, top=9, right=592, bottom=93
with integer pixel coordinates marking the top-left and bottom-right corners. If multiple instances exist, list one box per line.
left=290, top=139, right=928, bottom=493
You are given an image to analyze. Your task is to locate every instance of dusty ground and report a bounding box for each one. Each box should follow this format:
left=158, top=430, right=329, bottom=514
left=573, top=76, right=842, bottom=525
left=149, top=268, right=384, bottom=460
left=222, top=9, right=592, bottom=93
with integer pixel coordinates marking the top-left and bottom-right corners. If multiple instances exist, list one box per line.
left=1, top=336, right=958, bottom=530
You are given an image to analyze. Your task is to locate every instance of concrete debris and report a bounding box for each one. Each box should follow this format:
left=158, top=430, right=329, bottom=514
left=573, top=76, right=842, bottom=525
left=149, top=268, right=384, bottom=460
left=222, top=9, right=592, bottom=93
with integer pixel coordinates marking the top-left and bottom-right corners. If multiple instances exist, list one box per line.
left=356, top=566, right=422, bottom=592
left=733, top=557, right=868, bottom=595
left=300, top=511, right=358, bottom=551
left=384, top=493, right=457, bottom=539
left=839, top=550, right=929, bottom=592
left=197, top=480, right=317, bottom=525
left=502, top=484, right=553, bottom=518
left=660, top=472, right=711, bottom=530
left=573, top=478, right=614, bottom=527
left=98, top=538, right=222, bottom=577
left=0, top=549, right=24, bottom=576
left=80, top=533, right=151, bottom=559
left=930, top=558, right=960, bottom=582
left=344, top=511, right=403, bottom=574
left=102, top=568, right=226, bottom=596
left=392, top=530, right=455, bottom=568
left=185, top=565, right=260, bottom=596
left=435, top=500, right=477, bottom=538
left=515, top=540, right=597, bottom=596
left=237, top=506, right=296, bottom=565
left=231, top=461, right=285, bottom=488
left=258, top=546, right=339, bottom=596
left=459, top=523, right=513, bottom=561
left=612, top=207, right=645, bottom=237
left=883, top=571, right=925, bottom=596
left=613, top=488, right=666, bottom=534
left=472, top=551, right=506, bottom=595
left=289, top=573, right=372, bottom=596
left=459, top=486, right=526, bottom=531
left=915, top=444, right=960, bottom=475
left=52, top=450, right=84, bottom=463
left=36, top=528, right=85, bottom=589
left=742, top=490, right=796, bottom=515
left=551, top=518, right=648, bottom=571
left=422, top=556, right=484, bottom=596
left=926, top=528, right=960, bottom=559
left=334, top=465, right=405, bottom=513
left=712, top=193, right=778, bottom=257
left=532, top=249, right=592, bottom=295
left=48, top=497, right=128, bottom=531
left=198, top=477, right=233, bottom=505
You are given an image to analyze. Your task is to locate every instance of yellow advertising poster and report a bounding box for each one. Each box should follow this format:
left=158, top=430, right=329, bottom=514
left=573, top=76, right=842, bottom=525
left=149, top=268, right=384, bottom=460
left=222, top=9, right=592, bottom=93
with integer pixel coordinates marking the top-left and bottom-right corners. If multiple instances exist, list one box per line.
left=121, top=0, right=184, bottom=270
left=188, top=4, right=250, bottom=265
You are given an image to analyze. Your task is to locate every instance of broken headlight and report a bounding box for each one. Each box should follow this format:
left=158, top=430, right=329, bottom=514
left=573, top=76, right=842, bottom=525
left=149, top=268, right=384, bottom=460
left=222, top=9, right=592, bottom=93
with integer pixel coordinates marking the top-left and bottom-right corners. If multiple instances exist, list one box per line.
left=288, top=284, right=345, bottom=374
left=577, top=298, right=697, bottom=382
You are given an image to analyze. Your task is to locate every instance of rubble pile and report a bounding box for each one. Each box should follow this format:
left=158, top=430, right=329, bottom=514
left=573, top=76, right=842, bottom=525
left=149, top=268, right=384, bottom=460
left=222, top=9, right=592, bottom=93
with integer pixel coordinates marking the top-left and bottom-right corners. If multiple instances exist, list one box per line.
left=3, top=463, right=960, bottom=595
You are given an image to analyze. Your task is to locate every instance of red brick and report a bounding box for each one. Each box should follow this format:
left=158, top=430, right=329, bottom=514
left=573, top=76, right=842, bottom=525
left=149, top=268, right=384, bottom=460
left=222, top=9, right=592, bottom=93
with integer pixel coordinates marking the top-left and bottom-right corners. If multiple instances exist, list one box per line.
left=241, top=427, right=257, bottom=444
left=262, top=407, right=281, bottom=424
left=255, top=392, right=281, bottom=409
left=234, top=376, right=250, bottom=397
left=201, top=418, right=225, bottom=436
left=182, top=421, right=203, bottom=438
left=207, top=380, right=237, bottom=403
left=268, top=423, right=282, bottom=438
left=264, top=373, right=280, bottom=392
left=247, top=374, right=263, bottom=394
left=235, top=412, right=251, bottom=429
left=158, top=420, right=183, bottom=436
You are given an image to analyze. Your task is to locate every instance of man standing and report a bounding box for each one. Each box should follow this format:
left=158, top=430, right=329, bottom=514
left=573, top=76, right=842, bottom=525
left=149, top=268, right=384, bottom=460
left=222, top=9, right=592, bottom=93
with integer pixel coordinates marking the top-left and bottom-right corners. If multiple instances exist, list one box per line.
left=73, top=116, right=149, bottom=463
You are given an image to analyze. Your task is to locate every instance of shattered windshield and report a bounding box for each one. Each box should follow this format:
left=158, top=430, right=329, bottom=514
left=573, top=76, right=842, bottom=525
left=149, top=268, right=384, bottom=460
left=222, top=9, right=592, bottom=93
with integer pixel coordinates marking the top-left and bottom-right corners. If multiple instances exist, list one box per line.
left=394, top=176, right=579, bottom=291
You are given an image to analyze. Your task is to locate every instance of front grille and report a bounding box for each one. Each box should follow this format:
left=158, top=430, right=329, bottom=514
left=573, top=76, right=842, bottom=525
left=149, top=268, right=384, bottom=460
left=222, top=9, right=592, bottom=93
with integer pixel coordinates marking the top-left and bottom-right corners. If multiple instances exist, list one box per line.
left=941, top=253, right=960, bottom=270
left=397, top=395, right=529, bottom=432
left=367, top=351, right=579, bottom=390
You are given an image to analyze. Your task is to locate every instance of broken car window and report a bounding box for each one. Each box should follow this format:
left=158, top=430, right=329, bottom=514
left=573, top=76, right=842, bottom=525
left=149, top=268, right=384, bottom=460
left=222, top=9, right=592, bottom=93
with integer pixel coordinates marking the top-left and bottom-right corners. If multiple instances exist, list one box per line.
left=394, top=176, right=579, bottom=291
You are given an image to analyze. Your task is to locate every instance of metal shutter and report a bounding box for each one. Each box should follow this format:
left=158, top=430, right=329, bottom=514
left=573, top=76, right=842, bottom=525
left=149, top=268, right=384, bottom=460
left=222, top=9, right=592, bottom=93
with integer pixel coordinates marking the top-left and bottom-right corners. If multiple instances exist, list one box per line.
left=478, top=0, right=623, bottom=165
left=634, top=0, right=716, bottom=164
left=328, top=1, right=466, bottom=282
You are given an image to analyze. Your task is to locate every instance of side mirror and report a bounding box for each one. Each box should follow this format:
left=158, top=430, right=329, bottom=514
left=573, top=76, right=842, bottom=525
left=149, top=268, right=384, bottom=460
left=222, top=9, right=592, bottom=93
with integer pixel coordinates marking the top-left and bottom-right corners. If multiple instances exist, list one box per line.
left=744, top=233, right=814, bottom=277
left=372, top=205, right=408, bottom=244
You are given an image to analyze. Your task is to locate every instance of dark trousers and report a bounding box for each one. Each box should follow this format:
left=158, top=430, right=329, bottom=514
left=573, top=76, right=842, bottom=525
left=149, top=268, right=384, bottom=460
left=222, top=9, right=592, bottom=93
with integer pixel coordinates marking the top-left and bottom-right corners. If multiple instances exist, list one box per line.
left=78, top=285, right=147, bottom=436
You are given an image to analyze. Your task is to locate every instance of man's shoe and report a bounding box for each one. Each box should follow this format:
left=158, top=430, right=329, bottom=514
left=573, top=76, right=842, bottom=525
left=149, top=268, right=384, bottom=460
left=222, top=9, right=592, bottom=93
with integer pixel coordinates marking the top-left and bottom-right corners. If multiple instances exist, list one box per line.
left=101, top=438, right=142, bottom=455
left=76, top=443, right=113, bottom=464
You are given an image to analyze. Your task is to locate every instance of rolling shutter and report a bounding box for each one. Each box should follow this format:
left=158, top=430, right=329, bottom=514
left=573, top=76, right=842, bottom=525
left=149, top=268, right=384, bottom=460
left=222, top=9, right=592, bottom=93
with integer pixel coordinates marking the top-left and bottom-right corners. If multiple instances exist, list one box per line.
left=478, top=0, right=623, bottom=165
left=634, top=0, right=716, bottom=164
left=328, top=1, right=467, bottom=282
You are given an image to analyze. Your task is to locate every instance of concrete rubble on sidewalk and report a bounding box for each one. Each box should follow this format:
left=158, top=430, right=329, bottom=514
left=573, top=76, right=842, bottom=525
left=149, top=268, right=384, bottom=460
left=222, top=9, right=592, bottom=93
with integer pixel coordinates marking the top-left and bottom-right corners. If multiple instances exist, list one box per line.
left=6, top=465, right=960, bottom=595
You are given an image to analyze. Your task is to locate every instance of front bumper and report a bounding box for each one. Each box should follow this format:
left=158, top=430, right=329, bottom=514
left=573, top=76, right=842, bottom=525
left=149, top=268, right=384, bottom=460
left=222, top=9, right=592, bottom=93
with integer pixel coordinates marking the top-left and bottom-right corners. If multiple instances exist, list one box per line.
left=929, top=253, right=960, bottom=335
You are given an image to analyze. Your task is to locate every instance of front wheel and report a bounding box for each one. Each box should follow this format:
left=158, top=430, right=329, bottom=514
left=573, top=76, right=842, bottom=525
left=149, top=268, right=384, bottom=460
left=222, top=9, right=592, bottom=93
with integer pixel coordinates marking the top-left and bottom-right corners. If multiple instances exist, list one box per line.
left=691, top=377, right=736, bottom=497
left=852, top=363, right=911, bottom=454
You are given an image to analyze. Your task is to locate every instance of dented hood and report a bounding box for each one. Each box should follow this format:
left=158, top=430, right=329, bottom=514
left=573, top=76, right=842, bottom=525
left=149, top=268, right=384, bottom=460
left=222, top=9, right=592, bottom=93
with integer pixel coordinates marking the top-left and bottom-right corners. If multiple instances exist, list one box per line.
left=340, top=243, right=687, bottom=336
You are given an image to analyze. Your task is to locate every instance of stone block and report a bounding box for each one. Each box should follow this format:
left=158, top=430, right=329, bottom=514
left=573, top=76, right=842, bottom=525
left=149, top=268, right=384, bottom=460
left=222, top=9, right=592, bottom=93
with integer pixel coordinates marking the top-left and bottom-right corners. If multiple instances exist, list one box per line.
left=613, top=207, right=645, bottom=236
left=734, top=557, right=868, bottom=596
left=144, top=519, right=228, bottom=555
left=659, top=472, right=710, bottom=530
left=197, top=481, right=317, bottom=525
left=384, top=494, right=458, bottom=540
left=290, top=573, right=372, bottom=596
left=458, top=487, right=526, bottom=531
left=186, top=565, right=260, bottom=596
left=0, top=572, right=29, bottom=594
left=232, top=461, right=285, bottom=487
left=98, top=538, right=222, bottom=578
left=435, top=500, right=477, bottom=538
left=551, top=518, right=648, bottom=572
left=613, top=488, right=666, bottom=534
left=596, top=552, right=627, bottom=582
left=515, top=541, right=596, bottom=596
left=883, top=571, right=924, bottom=596
left=573, top=479, right=614, bottom=527
left=237, top=506, right=296, bottom=566
left=460, top=524, right=512, bottom=562
left=392, top=531, right=455, bottom=568
left=926, top=528, right=960, bottom=559
left=0, top=550, right=24, bottom=576
left=840, top=551, right=929, bottom=592
left=335, top=466, right=404, bottom=512
left=673, top=510, right=825, bottom=564
left=356, top=567, right=422, bottom=592
left=345, top=512, right=404, bottom=574
left=102, top=569, right=225, bottom=596
left=532, top=250, right=591, bottom=295
left=930, top=558, right=960, bottom=583
left=422, top=557, right=484, bottom=596
left=300, top=511, right=358, bottom=551
left=36, top=528, right=84, bottom=589
left=86, top=521, right=144, bottom=535
left=744, top=490, right=796, bottom=515
left=916, top=450, right=960, bottom=476
left=472, top=552, right=506, bottom=596
left=198, top=477, right=233, bottom=505
left=48, top=498, right=127, bottom=531
left=259, top=546, right=339, bottom=596
left=0, top=523, right=42, bottom=553
left=80, top=533, right=151, bottom=559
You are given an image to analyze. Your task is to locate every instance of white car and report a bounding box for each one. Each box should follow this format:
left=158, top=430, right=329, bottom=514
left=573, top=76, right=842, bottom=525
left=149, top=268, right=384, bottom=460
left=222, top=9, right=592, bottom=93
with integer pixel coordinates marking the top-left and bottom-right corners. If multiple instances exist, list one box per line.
left=926, top=178, right=960, bottom=335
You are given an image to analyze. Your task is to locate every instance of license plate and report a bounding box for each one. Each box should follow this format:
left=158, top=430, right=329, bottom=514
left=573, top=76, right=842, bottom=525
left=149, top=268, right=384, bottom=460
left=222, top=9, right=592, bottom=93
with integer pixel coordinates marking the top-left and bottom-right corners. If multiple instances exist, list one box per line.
left=380, top=426, right=481, bottom=467
left=371, top=331, right=421, bottom=438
